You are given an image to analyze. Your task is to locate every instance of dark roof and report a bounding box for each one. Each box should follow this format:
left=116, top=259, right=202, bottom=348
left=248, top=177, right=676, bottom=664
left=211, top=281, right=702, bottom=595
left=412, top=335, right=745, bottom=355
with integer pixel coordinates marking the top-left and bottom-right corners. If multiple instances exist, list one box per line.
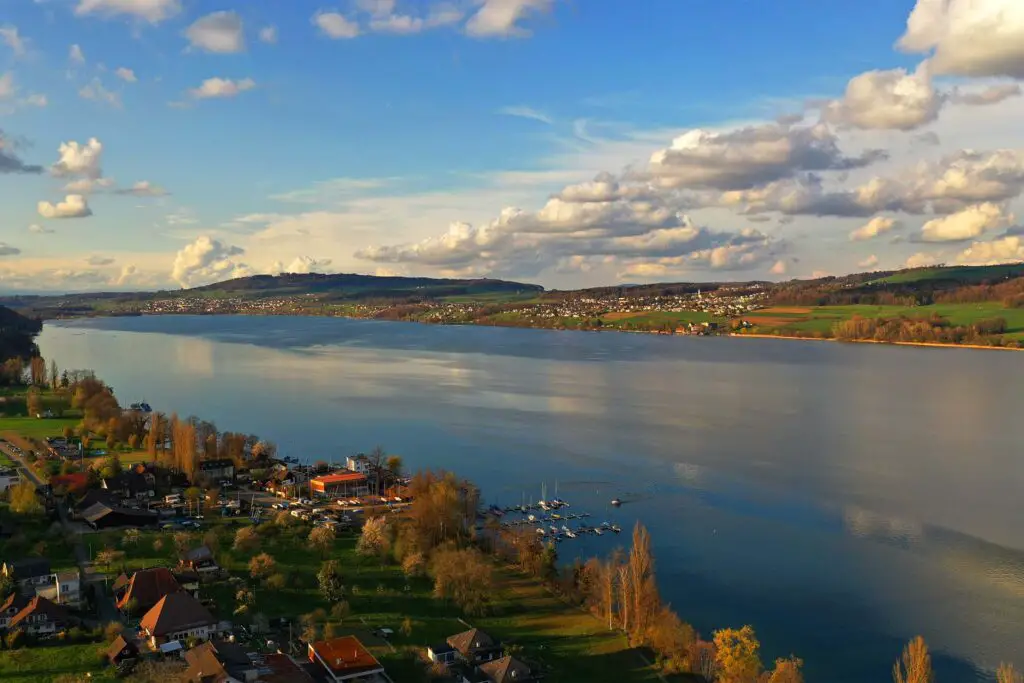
left=1, top=592, right=31, bottom=615
left=82, top=502, right=159, bottom=526
left=140, top=592, right=216, bottom=637
left=106, top=634, right=139, bottom=662
left=448, top=628, right=498, bottom=657
left=74, top=489, right=118, bottom=512
left=117, top=568, right=181, bottom=611
left=198, top=459, right=234, bottom=470
left=3, top=558, right=51, bottom=580
left=262, top=653, right=315, bottom=683
left=181, top=545, right=214, bottom=563
left=430, top=643, right=456, bottom=654
left=478, top=656, right=534, bottom=683
left=111, top=573, right=131, bottom=594
left=184, top=640, right=252, bottom=683
left=8, top=596, right=69, bottom=629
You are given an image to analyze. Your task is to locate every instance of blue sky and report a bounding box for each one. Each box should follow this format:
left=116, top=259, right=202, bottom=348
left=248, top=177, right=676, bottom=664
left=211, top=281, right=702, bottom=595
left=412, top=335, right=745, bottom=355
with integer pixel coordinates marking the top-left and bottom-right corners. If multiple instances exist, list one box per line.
left=2, top=0, right=1024, bottom=291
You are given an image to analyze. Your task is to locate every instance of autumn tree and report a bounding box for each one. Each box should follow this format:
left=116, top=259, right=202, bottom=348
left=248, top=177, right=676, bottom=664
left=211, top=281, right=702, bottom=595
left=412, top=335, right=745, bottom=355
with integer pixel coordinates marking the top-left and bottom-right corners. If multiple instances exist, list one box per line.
left=318, top=560, right=345, bottom=602
left=122, top=528, right=141, bottom=547
left=249, top=553, right=277, bottom=582
left=29, top=356, right=46, bottom=387
left=892, top=636, right=933, bottom=683
left=644, top=605, right=695, bottom=674
left=402, top=551, right=426, bottom=578
left=627, top=522, right=659, bottom=641
left=767, top=656, right=805, bottom=683
left=367, top=446, right=388, bottom=495
left=691, top=640, right=718, bottom=682
left=233, top=526, right=259, bottom=553
left=330, top=600, right=351, bottom=623
left=49, top=360, right=59, bottom=390
left=357, top=516, right=391, bottom=562
left=430, top=546, right=493, bottom=615
left=998, top=664, right=1023, bottom=683
left=309, top=525, right=337, bottom=558
left=10, top=481, right=42, bottom=516
left=714, top=626, right=763, bottom=683
left=26, top=389, right=42, bottom=417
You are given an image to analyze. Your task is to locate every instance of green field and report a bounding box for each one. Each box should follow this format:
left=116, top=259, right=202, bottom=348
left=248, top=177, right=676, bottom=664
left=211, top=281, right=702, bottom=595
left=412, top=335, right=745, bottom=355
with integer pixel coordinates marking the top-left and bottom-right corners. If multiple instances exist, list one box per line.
left=0, top=417, right=81, bottom=440
left=0, top=642, right=116, bottom=682
left=602, top=310, right=721, bottom=329
left=745, top=302, right=1024, bottom=339
left=872, top=264, right=1024, bottom=285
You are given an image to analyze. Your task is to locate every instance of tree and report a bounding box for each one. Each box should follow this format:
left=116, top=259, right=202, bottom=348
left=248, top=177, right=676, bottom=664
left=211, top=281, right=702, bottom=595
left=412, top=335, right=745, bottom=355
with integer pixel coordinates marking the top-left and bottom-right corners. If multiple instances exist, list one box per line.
left=998, top=664, right=1023, bottom=683
left=249, top=552, right=277, bottom=581
left=122, top=528, right=141, bottom=547
left=96, top=549, right=124, bottom=572
left=892, top=636, right=933, bottom=683
left=9, top=482, right=42, bottom=516
left=103, top=621, right=124, bottom=641
left=767, top=657, right=805, bottom=683
left=691, top=640, right=718, bottom=682
left=627, top=522, right=659, bottom=641
left=386, top=455, right=403, bottom=483
left=400, top=617, right=413, bottom=638
left=357, top=516, right=391, bottom=562
left=106, top=433, right=116, bottom=450
left=714, top=626, right=763, bottom=683
left=0, top=573, right=13, bottom=600
left=645, top=606, right=695, bottom=674
left=402, top=551, right=426, bottom=578
left=330, top=600, right=351, bottom=623
left=266, top=573, right=287, bottom=590
left=309, top=525, right=337, bottom=558
left=430, top=547, right=493, bottom=615
left=62, top=426, right=73, bottom=440
left=318, top=560, right=345, bottom=602
left=26, top=390, right=42, bottom=417
left=127, top=433, right=140, bottom=449
left=50, top=360, right=59, bottom=391
left=29, top=356, right=46, bottom=387
left=184, top=486, right=202, bottom=515
left=173, top=532, right=193, bottom=556
left=367, top=446, right=388, bottom=495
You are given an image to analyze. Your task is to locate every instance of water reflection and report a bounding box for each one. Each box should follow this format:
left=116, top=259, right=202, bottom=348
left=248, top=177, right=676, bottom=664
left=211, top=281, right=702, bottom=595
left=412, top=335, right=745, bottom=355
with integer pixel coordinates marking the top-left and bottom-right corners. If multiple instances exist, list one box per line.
left=39, top=316, right=1024, bottom=683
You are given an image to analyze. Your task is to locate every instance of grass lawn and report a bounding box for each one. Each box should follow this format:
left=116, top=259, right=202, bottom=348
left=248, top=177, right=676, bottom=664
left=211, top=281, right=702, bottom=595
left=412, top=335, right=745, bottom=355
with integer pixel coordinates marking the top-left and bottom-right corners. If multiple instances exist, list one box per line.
left=602, top=310, right=722, bottom=329
left=871, top=263, right=1024, bottom=285
left=0, top=642, right=115, bottom=683
left=0, top=417, right=81, bottom=440
left=0, top=504, right=79, bottom=573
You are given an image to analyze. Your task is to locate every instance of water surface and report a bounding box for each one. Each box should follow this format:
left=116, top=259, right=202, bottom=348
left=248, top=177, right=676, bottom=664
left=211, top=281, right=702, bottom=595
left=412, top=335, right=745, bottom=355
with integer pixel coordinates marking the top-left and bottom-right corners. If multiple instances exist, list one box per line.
left=39, top=315, right=1024, bottom=682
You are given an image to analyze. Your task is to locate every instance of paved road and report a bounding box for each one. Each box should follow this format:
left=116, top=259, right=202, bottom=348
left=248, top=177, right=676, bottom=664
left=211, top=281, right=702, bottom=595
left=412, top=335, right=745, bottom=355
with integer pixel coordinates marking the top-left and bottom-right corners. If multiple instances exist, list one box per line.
left=1, top=443, right=122, bottom=627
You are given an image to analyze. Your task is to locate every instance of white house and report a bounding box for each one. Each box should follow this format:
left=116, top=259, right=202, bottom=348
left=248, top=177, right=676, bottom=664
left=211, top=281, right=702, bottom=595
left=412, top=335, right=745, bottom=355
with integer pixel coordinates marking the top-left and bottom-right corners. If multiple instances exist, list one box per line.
left=345, top=455, right=372, bottom=475
left=35, top=570, right=83, bottom=608
left=138, top=593, right=218, bottom=647
left=0, top=470, right=20, bottom=493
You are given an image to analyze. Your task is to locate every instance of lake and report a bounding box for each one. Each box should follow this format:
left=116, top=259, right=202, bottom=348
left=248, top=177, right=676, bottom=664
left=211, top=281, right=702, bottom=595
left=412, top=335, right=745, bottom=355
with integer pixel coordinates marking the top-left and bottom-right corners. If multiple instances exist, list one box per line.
left=39, top=315, right=1024, bottom=682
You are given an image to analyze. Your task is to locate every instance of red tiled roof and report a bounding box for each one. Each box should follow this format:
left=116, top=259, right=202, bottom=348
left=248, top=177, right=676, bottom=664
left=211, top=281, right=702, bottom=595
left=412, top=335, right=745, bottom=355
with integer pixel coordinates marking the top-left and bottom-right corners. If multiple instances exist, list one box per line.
left=8, top=596, right=69, bottom=630
left=49, top=472, right=88, bottom=493
left=308, top=636, right=382, bottom=677
left=139, top=593, right=216, bottom=638
left=311, top=472, right=367, bottom=485
left=117, top=567, right=181, bottom=611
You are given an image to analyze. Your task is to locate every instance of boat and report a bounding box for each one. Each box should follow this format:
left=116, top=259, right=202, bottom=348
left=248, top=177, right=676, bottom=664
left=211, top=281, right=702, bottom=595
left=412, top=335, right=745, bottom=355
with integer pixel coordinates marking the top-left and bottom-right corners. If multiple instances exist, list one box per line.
left=565, top=530, right=577, bottom=539
left=594, top=528, right=604, bottom=535
left=536, top=528, right=546, bottom=535
left=610, top=524, right=622, bottom=533
left=611, top=498, right=622, bottom=506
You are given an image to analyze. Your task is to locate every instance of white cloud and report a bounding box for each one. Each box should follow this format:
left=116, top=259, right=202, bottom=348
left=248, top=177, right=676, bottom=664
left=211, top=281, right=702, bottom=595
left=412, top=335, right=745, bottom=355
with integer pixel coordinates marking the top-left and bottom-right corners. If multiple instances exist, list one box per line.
left=1, top=129, right=43, bottom=174
left=85, top=255, right=115, bottom=266
left=313, top=12, right=360, bottom=39
left=171, top=235, right=249, bottom=287
left=115, top=67, right=137, bottom=83
left=69, top=43, right=85, bottom=64
left=0, top=26, right=29, bottom=58
left=189, top=77, right=255, bottom=99
left=114, top=264, right=138, bottom=286
left=645, top=122, right=885, bottom=191
left=74, top=0, right=182, bottom=24
left=0, top=72, right=13, bottom=101
left=426, top=3, right=465, bottom=28
left=466, top=0, right=554, bottom=38
left=115, top=180, right=167, bottom=197
left=498, top=105, right=552, bottom=125
left=370, top=14, right=425, bottom=34
left=63, top=177, right=115, bottom=193
left=950, top=83, right=1021, bottom=106
left=269, top=256, right=333, bottom=275
left=859, top=254, right=880, bottom=269
left=185, top=11, right=245, bottom=54
left=898, top=0, right=1024, bottom=79
left=29, top=224, right=53, bottom=234
left=51, top=138, right=103, bottom=179
left=23, top=93, right=47, bottom=107
left=850, top=216, right=899, bottom=241
left=38, top=194, right=93, bottom=219
left=0, top=243, right=21, bottom=256
left=919, top=202, right=1013, bottom=242
left=904, top=251, right=941, bottom=268
left=79, top=78, right=121, bottom=108
left=822, top=66, right=942, bottom=131
left=957, top=235, right=1024, bottom=264
left=770, top=259, right=787, bottom=275
left=259, top=26, right=278, bottom=44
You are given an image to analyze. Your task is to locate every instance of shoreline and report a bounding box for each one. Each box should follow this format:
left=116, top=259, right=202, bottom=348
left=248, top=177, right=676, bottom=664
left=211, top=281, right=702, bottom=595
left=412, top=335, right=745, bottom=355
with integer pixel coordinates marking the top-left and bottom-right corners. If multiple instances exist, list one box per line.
left=729, top=333, right=1022, bottom=351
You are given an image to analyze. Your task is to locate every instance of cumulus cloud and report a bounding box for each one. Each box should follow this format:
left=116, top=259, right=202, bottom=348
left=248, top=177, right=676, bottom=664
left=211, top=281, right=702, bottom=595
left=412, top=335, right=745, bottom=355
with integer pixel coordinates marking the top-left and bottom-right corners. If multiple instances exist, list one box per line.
left=74, top=0, right=182, bottom=23
left=822, top=66, right=942, bottom=131
left=912, top=149, right=1024, bottom=210
left=0, top=243, right=21, bottom=256
left=115, top=181, right=167, bottom=197
left=52, top=138, right=103, bottom=178
left=269, top=256, right=333, bottom=275
left=189, top=77, right=255, bottom=99
left=85, top=255, right=114, bottom=266
left=69, top=44, right=85, bottom=65
left=314, top=12, right=360, bottom=39
left=904, top=251, right=941, bottom=268
left=114, top=264, right=138, bottom=286
left=466, top=0, right=554, bottom=38
left=23, top=93, right=46, bottom=107
left=0, top=130, right=43, bottom=174
left=79, top=78, right=121, bottom=108
left=38, top=194, right=93, bottom=219
left=919, top=202, right=1013, bottom=242
left=115, top=67, right=137, bottom=83
left=259, top=26, right=278, bottom=44
left=171, top=235, right=250, bottom=287
left=957, top=235, right=1024, bottom=264
left=770, top=260, right=787, bottom=275
left=29, top=224, right=52, bottom=234
left=720, top=175, right=919, bottom=218
left=898, top=0, right=1024, bottom=78
left=0, top=26, right=28, bottom=58
left=64, top=177, right=115, bottom=194
left=644, top=122, right=886, bottom=191
left=950, top=83, right=1021, bottom=106
left=859, top=254, right=880, bottom=269
left=185, top=11, right=245, bottom=54
left=850, top=216, right=899, bottom=241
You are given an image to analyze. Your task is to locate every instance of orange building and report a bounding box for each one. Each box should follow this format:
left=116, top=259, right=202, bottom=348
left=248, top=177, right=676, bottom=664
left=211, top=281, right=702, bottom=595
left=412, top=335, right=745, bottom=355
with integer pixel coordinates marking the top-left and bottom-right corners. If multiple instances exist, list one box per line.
left=308, top=636, right=388, bottom=682
left=309, top=472, right=369, bottom=498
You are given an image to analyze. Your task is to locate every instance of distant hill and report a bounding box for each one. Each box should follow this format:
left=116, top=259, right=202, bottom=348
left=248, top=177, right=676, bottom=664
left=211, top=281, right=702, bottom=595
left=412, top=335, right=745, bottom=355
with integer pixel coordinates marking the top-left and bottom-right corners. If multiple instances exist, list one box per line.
left=0, top=305, right=42, bottom=360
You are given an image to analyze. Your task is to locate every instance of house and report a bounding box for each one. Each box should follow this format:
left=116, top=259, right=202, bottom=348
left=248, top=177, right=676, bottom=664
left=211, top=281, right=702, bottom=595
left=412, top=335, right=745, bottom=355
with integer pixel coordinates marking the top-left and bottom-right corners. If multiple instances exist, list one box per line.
left=101, top=468, right=157, bottom=500
left=474, top=656, right=537, bottom=683
left=447, top=628, right=502, bottom=665
left=116, top=567, right=181, bottom=614
left=179, top=545, right=219, bottom=574
left=82, top=501, right=160, bottom=530
left=0, top=593, right=30, bottom=629
left=263, top=653, right=316, bottom=683
left=345, top=454, right=372, bottom=475
left=0, top=468, right=20, bottom=493
left=174, top=570, right=201, bottom=597
left=427, top=643, right=458, bottom=666
left=106, top=634, right=140, bottom=665
left=2, top=558, right=52, bottom=592
left=198, top=458, right=235, bottom=481
left=308, top=636, right=389, bottom=682
left=72, top=489, right=118, bottom=519
left=183, top=639, right=255, bottom=683
left=49, top=472, right=89, bottom=495
left=35, top=570, right=83, bottom=608
left=310, top=472, right=369, bottom=499
left=6, top=596, right=71, bottom=635
left=139, top=592, right=218, bottom=646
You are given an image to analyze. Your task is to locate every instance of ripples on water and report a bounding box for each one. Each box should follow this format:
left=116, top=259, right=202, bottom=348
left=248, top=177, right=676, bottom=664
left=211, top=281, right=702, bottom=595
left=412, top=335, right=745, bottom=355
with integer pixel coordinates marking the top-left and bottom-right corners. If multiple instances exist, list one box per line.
left=40, top=315, right=1024, bottom=683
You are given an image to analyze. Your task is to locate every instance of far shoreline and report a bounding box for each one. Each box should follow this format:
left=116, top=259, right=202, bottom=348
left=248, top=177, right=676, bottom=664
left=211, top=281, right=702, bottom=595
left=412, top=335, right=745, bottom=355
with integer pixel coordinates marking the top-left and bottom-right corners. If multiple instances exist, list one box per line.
left=729, top=332, right=1023, bottom=352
